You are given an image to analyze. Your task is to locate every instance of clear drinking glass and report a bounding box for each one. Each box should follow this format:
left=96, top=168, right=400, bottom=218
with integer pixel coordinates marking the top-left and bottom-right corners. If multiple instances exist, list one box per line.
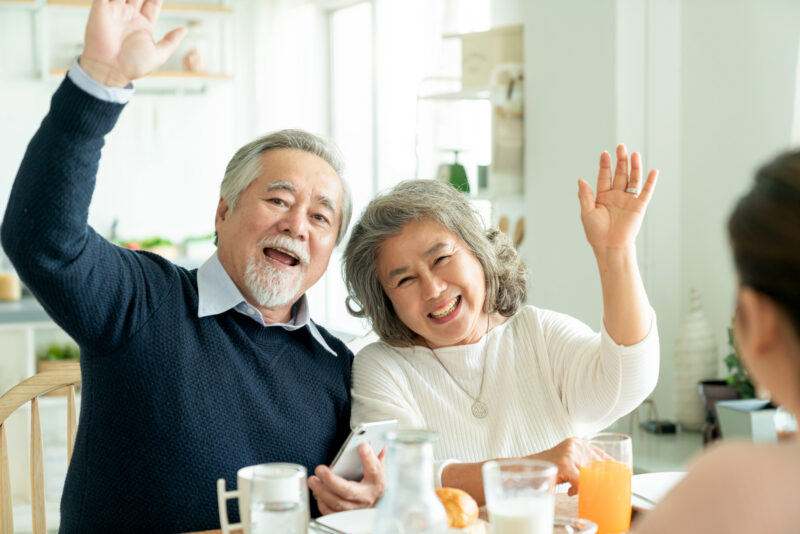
left=249, top=463, right=308, bottom=534
left=482, top=459, right=558, bottom=534
left=373, top=429, right=448, bottom=534
left=578, top=433, right=633, bottom=534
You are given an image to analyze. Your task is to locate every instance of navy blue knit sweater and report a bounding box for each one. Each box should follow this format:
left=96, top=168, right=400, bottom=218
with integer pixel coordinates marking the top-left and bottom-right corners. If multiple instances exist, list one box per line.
left=1, top=77, right=353, bottom=533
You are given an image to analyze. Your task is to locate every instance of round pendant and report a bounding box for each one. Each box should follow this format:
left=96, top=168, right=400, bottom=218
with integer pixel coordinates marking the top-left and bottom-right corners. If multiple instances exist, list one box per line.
left=471, top=400, right=488, bottom=419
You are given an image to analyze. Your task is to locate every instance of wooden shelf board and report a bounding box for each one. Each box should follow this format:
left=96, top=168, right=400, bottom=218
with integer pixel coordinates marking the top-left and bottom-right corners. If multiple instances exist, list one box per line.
left=418, top=88, right=491, bottom=101
left=0, top=0, right=38, bottom=9
left=49, top=68, right=232, bottom=80
left=46, top=1, right=232, bottom=13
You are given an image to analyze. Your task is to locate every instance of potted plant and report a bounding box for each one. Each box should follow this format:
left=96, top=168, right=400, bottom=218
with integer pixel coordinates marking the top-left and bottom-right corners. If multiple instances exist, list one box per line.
left=722, top=325, right=755, bottom=398
left=37, top=342, right=79, bottom=372
left=36, top=342, right=80, bottom=396
left=715, top=323, right=778, bottom=442
left=697, top=323, right=754, bottom=443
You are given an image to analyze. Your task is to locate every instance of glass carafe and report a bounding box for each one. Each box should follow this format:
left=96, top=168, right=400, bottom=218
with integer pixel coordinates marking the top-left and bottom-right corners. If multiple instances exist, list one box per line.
left=373, top=429, right=447, bottom=534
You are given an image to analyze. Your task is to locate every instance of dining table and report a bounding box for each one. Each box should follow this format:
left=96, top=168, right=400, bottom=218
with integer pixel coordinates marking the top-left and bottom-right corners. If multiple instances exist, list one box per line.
left=186, top=492, right=644, bottom=534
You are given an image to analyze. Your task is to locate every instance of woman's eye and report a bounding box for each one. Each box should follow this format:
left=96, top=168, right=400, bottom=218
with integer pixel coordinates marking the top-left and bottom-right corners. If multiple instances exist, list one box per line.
left=268, top=198, right=286, bottom=206
left=397, top=276, right=413, bottom=287
left=434, top=255, right=452, bottom=264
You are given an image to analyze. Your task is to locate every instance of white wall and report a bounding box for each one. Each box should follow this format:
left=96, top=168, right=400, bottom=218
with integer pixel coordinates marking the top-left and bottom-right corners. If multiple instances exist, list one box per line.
left=521, top=0, right=619, bottom=326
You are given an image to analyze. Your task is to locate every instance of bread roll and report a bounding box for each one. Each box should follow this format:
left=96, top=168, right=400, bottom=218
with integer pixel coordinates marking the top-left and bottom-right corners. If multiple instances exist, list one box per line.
left=435, top=487, right=479, bottom=528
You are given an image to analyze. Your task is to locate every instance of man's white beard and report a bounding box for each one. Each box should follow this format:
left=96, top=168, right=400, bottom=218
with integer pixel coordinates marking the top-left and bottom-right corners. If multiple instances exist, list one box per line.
left=244, top=255, right=304, bottom=309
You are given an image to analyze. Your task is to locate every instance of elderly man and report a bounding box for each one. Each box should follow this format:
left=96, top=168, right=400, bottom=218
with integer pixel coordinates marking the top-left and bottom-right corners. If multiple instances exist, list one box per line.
left=0, top=1, right=380, bottom=532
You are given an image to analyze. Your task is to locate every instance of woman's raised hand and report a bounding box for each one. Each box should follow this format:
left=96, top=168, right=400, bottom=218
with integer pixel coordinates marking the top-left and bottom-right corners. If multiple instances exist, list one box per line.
left=80, top=0, right=187, bottom=87
left=577, top=145, right=658, bottom=252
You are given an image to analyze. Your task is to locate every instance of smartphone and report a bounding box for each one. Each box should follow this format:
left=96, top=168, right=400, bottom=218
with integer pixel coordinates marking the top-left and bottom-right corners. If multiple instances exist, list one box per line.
left=330, top=419, right=398, bottom=480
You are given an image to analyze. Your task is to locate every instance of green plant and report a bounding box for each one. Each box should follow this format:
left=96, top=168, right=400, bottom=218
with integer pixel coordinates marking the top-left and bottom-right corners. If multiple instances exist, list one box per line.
left=37, top=342, right=80, bottom=361
left=724, top=324, right=754, bottom=399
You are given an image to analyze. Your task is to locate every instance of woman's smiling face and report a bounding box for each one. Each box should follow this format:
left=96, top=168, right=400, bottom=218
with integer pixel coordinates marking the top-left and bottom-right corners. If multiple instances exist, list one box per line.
left=375, top=219, right=489, bottom=348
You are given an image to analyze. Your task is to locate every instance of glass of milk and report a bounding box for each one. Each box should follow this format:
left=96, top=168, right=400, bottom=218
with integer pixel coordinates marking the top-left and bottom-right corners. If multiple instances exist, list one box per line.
left=482, top=459, right=557, bottom=534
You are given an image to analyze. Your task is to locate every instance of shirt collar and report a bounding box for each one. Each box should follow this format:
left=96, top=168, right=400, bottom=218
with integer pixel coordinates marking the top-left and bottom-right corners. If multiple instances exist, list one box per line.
left=197, top=251, right=337, bottom=356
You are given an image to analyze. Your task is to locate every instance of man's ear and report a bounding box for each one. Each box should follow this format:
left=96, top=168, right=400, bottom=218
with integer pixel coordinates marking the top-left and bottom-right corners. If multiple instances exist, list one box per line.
left=215, top=197, right=229, bottom=226
left=738, top=287, right=781, bottom=357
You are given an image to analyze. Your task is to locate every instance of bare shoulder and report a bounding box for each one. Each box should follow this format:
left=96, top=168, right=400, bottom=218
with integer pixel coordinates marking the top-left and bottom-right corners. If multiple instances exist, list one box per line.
left=634, top=441, right=800, bottom=534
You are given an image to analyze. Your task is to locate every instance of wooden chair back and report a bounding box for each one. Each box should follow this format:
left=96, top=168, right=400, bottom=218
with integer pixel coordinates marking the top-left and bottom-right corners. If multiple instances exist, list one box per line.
left=0, top=362, right=81, bottom=534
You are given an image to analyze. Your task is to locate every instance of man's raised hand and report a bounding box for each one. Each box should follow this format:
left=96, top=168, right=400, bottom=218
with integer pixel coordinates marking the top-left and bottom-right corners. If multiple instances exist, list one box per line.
left=80, top=0, right=186, bottom=87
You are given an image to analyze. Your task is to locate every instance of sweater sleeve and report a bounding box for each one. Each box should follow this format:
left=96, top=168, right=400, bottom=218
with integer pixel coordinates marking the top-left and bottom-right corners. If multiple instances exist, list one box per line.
left=1, top=77, right=176, bottom=355
left=537, top=307, right=660, bottom=431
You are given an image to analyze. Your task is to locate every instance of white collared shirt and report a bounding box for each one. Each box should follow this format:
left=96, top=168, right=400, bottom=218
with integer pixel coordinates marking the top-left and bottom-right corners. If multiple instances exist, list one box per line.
left=197, top=252, right=337, bottom=356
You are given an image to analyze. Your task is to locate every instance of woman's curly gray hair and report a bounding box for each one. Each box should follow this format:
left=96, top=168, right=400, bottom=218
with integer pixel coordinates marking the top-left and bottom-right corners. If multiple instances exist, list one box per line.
left=343, top=179, right=527, bottom=346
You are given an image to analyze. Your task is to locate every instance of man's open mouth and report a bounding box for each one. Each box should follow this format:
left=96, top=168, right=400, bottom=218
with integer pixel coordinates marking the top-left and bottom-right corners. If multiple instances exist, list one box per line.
left=264, top=247, right=301, bottom=267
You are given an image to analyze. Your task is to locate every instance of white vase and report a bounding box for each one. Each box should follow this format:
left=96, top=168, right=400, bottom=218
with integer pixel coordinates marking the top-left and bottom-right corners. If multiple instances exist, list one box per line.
left=674, top=288, right=719, bottom=431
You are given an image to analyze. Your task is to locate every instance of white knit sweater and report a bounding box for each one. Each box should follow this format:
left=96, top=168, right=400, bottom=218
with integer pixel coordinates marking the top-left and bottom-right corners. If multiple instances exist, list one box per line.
left=351, top=305, right=659, bottom=484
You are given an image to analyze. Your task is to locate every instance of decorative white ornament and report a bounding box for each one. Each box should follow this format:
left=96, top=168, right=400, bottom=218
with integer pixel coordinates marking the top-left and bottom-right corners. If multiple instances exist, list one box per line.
left=674, top=288, right=719, bottom=431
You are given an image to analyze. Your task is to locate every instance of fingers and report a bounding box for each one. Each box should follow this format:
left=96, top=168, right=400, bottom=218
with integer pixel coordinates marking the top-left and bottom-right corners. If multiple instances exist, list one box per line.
left=358, top=443, right=385, bottom=486
left=637, top=169, right=659, bottom=205
left=308, top=475, right=345, bottom=515
left=628, top=151, right=642, bottom=191
left=141, top=0, right=163, bottom=23
left=556, top=459, right=581, bottom=489
left=308, top=447, right=384, bottom=515
left=308, top=469, right=363, bottom=514
left=612, top=144, right=629, bottom=191
left=155, top=27, right=187, bottom=65
left=596, top=151, right=612, bottom=192
left=577, top=179, right=595, bottom=214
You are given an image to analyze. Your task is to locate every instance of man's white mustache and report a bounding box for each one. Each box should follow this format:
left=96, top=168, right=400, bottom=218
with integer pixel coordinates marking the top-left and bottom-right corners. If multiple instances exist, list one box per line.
left=259, top=235, right=310, bottom=265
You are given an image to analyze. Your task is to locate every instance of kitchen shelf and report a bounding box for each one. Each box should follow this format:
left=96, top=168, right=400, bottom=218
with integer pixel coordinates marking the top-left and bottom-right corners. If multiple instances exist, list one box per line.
left=29, top=0, right=234, bottom=92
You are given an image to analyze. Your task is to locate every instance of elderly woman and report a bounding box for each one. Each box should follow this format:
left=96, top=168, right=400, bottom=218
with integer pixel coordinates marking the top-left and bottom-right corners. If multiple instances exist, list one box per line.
left=634, top=151, right=800, bottom=533
left=338, top=146, right=660, bottom=504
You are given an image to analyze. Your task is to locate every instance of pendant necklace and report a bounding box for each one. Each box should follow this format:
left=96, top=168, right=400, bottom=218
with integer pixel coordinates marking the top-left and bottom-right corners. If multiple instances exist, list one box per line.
left=424, top=314, right=491, bottom=419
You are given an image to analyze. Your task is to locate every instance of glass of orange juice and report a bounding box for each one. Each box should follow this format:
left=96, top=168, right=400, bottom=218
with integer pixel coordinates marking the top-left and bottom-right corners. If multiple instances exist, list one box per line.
left=577, top=433, right=632, bottom=534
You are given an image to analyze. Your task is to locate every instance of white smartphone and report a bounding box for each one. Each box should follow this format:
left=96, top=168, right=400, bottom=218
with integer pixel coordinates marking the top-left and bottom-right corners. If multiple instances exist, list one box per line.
left=330, top=419, right=398, bottom=480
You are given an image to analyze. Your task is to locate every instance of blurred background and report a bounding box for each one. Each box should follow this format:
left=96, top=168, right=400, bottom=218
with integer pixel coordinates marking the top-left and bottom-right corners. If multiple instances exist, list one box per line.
left=2, top=0, right=800, bottom=429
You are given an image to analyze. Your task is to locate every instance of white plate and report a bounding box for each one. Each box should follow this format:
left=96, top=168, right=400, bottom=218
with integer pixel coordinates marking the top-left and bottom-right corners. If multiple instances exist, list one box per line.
left=313, top=508, right=487, bottom=533
left=631, top=471, right=686, bottom=510
left=314, top=509, right=373, bottom=534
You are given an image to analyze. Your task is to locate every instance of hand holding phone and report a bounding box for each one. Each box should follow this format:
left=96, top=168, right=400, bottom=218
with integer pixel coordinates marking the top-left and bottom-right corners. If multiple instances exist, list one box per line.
left=329, top=419, right=398, bottom=480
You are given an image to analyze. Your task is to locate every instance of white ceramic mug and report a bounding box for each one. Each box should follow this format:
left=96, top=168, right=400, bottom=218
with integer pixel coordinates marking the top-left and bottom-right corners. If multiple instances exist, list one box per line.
left=217, top=465, right=256, bottom=534
left=217, top=463, right=308, bottom=534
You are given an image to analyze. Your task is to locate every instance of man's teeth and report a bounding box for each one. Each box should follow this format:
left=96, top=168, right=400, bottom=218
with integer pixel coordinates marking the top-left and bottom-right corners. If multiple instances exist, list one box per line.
left=275, top=247, right=299, bottom=260
left=430, top=297, right=459, bottom=319
left=264, top=247, right=300, bottom=262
